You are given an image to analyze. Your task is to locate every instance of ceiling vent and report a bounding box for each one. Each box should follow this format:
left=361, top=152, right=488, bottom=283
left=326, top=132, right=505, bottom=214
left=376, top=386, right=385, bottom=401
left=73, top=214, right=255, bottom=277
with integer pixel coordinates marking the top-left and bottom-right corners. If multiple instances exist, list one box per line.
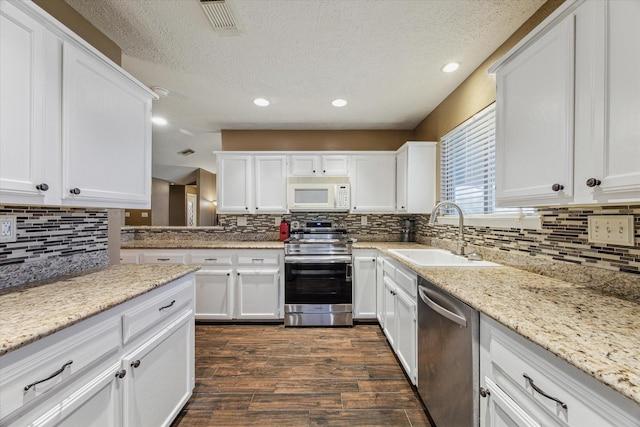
left=178, top=148, right=196, bottom=156
left=200, top=0, right=242, bottom=36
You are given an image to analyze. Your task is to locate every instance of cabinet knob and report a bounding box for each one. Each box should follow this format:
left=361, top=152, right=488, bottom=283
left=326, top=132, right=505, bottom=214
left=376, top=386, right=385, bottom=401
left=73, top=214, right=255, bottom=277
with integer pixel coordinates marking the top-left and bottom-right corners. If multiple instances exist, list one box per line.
left=131, top=360, right=141, bottom=368
left=353, top=206, right=357, bottom=210
left=36, top=183, right=49, bottom=192
left=551, top=184, right=564, bottom=192
left=479, top=387, right=490, bottom=398
left=323, top=170, right=326, bottom=173
left=69, top=188, right=81, bottom=195
left=245, top=207, right=248, bottom=210
left=115, top=369, right=127, bottom=379
left=586, top=178, right=601, bottom=188
left=256, top=207, right=259, bottom=210
left=312, top=170, right=316, bottom=173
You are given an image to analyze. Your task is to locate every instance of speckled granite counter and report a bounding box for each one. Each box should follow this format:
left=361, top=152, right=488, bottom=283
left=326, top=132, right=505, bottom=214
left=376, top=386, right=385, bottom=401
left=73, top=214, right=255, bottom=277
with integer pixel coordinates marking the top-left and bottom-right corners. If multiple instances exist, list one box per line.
left=0, top=264, right=200, bottom=356
left=121, top=240, right=284, bottom=249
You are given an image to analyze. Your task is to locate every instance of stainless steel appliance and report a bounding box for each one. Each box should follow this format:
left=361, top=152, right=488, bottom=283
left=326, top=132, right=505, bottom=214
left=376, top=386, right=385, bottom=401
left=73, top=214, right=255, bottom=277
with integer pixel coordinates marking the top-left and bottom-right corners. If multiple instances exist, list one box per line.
left=417, top=276, right=479, bottom=427
left=284, top=221, right=354, bottom=326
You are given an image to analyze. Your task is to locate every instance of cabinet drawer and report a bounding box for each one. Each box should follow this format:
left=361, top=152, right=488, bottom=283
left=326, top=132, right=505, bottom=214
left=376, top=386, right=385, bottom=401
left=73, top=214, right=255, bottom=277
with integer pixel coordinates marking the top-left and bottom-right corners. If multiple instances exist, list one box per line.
left=119, top=252, right=139, bottom=264
left=122, top=279, right=194, bottom=345
left=0, top=318, right=120, bottom=421
left=488, top=320, right=640, bottom=427
left=394, top=266, right=416, bottom=298
left=140, top=253, right=187, bottom=264
left=237, top=253, right=279, bottom=266
left=189, top=252, right=233, bottom=266
left=382, top=259, right=396, bottom=279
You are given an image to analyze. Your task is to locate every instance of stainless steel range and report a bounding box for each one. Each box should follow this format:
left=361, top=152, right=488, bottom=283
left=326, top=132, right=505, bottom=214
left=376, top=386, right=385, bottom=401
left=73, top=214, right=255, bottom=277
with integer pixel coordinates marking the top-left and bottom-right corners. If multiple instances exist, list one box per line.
left=283, top=221, right=354, bottom=326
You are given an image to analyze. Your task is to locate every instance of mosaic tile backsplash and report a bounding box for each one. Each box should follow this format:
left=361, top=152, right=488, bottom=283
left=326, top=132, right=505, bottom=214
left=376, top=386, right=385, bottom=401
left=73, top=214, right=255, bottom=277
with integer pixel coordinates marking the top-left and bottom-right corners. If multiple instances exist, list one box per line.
left=0, top=206, right=109, bottom=289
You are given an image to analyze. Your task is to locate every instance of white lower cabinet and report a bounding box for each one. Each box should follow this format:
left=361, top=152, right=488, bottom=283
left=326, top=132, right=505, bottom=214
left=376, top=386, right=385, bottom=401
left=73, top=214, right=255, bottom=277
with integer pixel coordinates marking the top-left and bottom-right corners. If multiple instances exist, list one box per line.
left=123, top=312, right=193, bottom=427
left=352, top=250, right=377, bottom=319
left=235, top=268, right=280, bottom=319
left=0, top=274, right=195, bottom=427
left=379, top=257, right=417, bottom=384
left=480, top=314, right=640, bottom=427
left=124, top=249, right=284, bottom=321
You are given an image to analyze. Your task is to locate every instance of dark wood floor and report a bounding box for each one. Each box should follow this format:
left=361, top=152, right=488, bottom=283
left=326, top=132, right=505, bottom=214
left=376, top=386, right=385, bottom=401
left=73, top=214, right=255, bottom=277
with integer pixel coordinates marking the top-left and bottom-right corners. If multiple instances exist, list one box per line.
left=171, top=323, right=431, bottom=426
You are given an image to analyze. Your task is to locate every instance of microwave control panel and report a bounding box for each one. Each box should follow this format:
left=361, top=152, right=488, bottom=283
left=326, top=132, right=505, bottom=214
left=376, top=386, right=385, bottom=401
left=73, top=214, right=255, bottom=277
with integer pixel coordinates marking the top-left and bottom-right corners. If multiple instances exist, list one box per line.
left=336, top=185, right=350, bottom=208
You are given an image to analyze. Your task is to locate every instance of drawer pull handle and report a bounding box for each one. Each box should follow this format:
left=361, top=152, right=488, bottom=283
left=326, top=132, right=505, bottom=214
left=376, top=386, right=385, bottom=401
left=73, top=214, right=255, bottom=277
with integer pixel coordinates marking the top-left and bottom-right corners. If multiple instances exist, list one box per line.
left=252, top=258, right=264, bottom=262
left=523, top=373, right=567, bottom=409
left=131, top=360, right=141, bottom=368
left=115, top=370, right=127, bottom=379
left=24, top=360, right=73, bottom=391
left=157, top=258, right=171, bottom=261
left=204, top=258, right=218, bottom=261
left=159, top=300, right=176, bottom=311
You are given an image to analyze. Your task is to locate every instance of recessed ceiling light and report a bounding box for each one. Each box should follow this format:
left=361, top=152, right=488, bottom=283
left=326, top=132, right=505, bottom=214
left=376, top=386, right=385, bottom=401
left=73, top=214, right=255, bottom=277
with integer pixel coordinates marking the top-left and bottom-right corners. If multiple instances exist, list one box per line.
left=441, top=62, right=460, bottom=73
left=253, top=98, right=270, bottom=107
left=331, top=99, right=347, bottom=107
left=151, top=116, right=168, bottom=125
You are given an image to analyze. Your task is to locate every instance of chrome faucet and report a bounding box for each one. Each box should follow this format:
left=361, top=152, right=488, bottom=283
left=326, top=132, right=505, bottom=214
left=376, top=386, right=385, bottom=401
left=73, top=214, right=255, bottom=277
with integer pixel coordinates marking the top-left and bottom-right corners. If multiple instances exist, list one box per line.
left=429, top=201, right=466, bottom=256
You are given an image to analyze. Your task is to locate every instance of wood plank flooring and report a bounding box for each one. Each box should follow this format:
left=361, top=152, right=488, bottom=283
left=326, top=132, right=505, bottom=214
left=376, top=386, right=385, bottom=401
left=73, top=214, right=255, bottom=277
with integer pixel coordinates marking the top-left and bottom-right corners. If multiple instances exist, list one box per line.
left=171, top=324, right=431, bottom=426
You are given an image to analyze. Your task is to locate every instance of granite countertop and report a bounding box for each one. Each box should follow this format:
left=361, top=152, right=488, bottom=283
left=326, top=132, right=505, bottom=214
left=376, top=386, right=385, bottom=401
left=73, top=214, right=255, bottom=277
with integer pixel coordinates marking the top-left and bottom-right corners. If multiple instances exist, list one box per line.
left=0, top=264, right=200, bottom=356
left=121, top=240, right=284, bottom=249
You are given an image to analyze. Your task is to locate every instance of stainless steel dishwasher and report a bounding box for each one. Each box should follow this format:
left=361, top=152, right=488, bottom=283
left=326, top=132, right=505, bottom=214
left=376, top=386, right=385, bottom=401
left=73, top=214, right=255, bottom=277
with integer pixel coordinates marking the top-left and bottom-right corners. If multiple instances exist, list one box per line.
left=417, top=276, right=479, bottom=427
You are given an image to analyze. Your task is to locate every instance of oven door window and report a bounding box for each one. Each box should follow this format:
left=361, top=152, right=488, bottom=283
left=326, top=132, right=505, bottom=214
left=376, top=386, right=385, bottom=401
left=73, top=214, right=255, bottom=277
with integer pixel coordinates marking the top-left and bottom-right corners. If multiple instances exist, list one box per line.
left=285, top=262, right=352, bottom=304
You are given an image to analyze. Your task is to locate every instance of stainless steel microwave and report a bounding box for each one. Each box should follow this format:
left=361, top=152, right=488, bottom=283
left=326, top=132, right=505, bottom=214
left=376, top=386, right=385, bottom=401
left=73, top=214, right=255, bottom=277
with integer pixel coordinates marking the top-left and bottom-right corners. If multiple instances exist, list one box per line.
left=287, top=177, right=350, bottom=212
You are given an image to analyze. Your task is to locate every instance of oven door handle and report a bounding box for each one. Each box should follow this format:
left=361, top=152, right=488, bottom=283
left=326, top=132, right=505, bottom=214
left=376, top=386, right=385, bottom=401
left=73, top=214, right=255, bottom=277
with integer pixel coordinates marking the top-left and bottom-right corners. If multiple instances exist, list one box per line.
left=346, top=263, right=352, bottom=281
left=284, top=255, right=353, bottom=264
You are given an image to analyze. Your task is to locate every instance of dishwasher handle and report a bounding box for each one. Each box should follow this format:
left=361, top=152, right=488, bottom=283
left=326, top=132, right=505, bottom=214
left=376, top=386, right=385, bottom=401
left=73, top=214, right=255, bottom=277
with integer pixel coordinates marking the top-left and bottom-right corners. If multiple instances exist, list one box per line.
left=418, top=285, right=467, bottom=328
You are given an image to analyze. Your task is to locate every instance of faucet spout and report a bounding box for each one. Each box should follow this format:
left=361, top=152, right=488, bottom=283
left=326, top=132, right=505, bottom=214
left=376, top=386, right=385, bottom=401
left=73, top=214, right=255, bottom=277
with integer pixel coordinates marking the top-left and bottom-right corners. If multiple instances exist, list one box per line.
left=429, top=201, right=466, bottom=256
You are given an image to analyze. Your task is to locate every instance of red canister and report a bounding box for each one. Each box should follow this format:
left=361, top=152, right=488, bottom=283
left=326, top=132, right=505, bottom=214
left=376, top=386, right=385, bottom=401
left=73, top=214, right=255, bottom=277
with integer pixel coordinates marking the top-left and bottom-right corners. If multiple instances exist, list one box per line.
left=279, top=220, right=290, bottom=241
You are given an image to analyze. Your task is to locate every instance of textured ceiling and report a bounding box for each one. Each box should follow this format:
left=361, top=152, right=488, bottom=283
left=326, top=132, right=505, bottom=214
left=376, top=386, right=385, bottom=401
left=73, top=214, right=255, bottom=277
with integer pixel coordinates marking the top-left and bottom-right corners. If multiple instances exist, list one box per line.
left=64, top=0, right=545, bottom=182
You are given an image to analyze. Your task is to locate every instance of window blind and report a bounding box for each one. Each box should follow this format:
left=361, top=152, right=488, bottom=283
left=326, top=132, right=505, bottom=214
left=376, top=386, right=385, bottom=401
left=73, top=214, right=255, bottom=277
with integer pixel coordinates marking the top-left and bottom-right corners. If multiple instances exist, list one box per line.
left=440, top=103, right=531, bottom=216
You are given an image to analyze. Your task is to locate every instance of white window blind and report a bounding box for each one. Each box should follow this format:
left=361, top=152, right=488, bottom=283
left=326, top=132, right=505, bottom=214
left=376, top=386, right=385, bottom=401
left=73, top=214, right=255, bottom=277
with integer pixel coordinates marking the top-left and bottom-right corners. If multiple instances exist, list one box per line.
left=441, top=103, right=533, bottom=216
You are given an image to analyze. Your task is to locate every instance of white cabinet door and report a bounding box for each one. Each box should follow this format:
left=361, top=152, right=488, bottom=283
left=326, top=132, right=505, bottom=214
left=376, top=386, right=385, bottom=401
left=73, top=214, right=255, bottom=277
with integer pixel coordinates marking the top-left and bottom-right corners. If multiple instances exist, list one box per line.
left=195, top=270, right=233, bottom=320
left=396, top=147, right=408, bottom=213
left=382, top=277, right=397, bottom=348
left=123, top=312, right=193, bottom=427
left=494, top=13, right=575, bottom=207
left=0, top=2, right=52, bottom=205
left=396, top=142, right=437, bottom=214
left=481, top=377, right=541, bottom=427
left=28, top=363, right=123, bottom=427
left=254, top=155, right=287, bottom=213
left=351, top=155, right=396, bottom=213
left=574, top=0, right=640, bottom=204
left=321, top=155, right=349, bottom=176
left=235, top=268, right=280, bottom=319
left=217, top=155, right=253, bottom=213
left=289, top=155, right=320, bottom=176
left=376, top=258, right=385, bottom=325
left=61, top=42, right=152, bottom=208
left=395, top=289, right=416, bottom=384
left=353, top=254, right=377, bottom=319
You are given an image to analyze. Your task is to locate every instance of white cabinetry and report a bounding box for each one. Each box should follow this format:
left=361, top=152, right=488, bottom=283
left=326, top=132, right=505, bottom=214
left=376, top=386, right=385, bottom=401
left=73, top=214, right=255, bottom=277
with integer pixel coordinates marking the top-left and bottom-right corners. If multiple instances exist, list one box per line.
left=0, top=1, right=155, bottom=209
left=125, top=249, right=283, bottom=321
left=289, top=155, right=349, bottom=177
left=491, top=0, right=640, bottom=207
left=0, top=275, right=195, bottom=427
left=379, top=257, right=417, bottom=384
left=352, top=250, right=377, bottom=320
left=396, top=142, right=437, bottom=213
left=480, top=314, right=640, bottom=427
left=350, top=154, right=396, bottom=213
left=217, top=154, right=287, bottom=214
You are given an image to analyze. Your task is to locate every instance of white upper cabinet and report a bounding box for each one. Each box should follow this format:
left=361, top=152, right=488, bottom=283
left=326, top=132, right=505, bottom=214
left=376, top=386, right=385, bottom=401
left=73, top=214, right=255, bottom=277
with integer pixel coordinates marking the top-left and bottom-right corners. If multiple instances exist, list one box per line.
left=492, top=9, right=575, bottom=207
left=0, top=1, right=155, bottom=209
left=289, top=155, right=349, bottom=176
left=61, top=42, right=152, bottom=208
left=492, top=0, right=640, bottom=207
left=217, top=155, right=253, bottom=213
left=254, top=155, right=288, bottom=213
left=350, top=154, right=396, bottom=213
left=396, top=142, right=437, bottom=213
left=0, top=2, right=53, bottom=205
left=574, top=0, right=640, bottom=203
left=217, top=154, right=288, bottom=214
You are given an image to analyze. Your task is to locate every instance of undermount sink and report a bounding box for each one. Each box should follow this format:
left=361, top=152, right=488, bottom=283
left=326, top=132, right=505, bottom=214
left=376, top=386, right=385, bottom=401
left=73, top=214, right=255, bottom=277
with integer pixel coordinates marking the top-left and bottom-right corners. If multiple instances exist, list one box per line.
left=388, top=248, right=500, bottom=267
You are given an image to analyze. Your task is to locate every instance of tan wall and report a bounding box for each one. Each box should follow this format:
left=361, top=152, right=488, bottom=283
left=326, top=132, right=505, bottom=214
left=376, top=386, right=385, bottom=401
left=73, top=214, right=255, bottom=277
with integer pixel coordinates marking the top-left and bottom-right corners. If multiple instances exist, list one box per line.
left=196, top=169, right=217, bottom=226
left=222, top=130, right=415, bottom=151
left=414, top=0, right=564, bottom=141
left=33, top=0, right=121, bottom=65
left=124, top=209, right=152, bottom=226
left=151, top=178, right=170, bottom=226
